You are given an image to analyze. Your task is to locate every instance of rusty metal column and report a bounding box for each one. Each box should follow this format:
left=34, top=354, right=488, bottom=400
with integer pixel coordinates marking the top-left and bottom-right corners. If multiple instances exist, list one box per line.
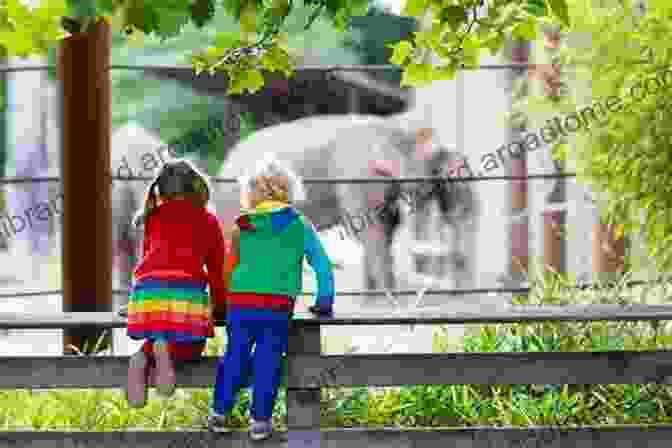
left=593, top=220, right=626, bottom=283
left=543, top=208, right=565, bottom=274
left=509, top=40, right=530, bottom=282
left=540, top=27, right=566, bottom=277
left=58, top=19, right=112, bottom=354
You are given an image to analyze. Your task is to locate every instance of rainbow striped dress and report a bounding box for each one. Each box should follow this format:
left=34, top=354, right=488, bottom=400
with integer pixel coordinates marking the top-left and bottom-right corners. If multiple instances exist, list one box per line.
left=125, top=199, right=227, bottom=343
left=127, top=278, right=214, bottom=342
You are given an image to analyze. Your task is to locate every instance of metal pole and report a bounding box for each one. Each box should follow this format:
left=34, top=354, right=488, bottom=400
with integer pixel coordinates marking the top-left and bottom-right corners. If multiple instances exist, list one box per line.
left=593, top=221, right=626, bottom=283
left=0, top=63, right=540, bottom=74
left=58, top=19, right=112, bottom=355
left=509, top=39, right=531, bottom=282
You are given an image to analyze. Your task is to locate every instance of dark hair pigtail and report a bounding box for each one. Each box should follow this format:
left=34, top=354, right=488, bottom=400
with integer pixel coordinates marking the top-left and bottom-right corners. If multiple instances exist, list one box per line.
left=132, top=178, right=159, bottom=228
left=191, top=168, right=211, bottom=209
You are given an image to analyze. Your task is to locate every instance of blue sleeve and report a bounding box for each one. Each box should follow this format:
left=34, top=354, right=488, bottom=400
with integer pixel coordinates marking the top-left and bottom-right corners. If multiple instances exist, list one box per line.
left=303, top=221, right=335, bottom=309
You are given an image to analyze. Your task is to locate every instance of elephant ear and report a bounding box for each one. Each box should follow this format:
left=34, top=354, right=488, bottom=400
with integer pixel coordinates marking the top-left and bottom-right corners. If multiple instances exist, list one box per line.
left=443, top=156, right=468, bottom=178
left=368, top=158, right=401, bottom=177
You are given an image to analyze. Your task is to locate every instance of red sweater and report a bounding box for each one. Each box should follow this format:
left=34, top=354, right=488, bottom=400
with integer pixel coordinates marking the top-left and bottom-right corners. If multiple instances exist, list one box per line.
left=134, top=199, right=226, bottom=308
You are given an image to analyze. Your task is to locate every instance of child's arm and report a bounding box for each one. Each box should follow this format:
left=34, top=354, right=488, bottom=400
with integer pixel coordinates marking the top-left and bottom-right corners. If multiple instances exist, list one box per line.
left=222, top=225, right=240, bottom=291
left=142, top=218, right=152, bottom=257
left=205, top=218, right=229, bottom=321
left=302, top=218, right=335, bottom=313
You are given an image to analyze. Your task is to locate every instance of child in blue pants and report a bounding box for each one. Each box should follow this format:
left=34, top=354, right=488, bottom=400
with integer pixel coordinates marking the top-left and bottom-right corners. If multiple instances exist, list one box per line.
left=209, top=155, right=335, bottom=441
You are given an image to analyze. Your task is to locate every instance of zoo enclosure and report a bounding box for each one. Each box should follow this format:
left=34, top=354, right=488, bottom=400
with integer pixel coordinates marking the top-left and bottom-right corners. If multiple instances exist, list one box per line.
left=0, top=25, right=654, bottom=446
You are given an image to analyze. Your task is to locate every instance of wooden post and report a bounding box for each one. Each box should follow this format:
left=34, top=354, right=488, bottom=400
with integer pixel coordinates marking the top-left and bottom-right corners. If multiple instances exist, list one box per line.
left=58, top=19, right=112, bottom=355
left=593, top=220, right=626, bottom=283
left=287, top=324, right=322, bottom=447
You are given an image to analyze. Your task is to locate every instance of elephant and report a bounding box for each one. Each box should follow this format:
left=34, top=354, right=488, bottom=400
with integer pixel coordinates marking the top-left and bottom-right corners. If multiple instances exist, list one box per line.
left=212, top=114, right=478, bottom=293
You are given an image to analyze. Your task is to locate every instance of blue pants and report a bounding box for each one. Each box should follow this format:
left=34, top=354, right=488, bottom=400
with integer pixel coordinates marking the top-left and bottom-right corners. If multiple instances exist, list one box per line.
left=212, top=307, right=290, bottom=420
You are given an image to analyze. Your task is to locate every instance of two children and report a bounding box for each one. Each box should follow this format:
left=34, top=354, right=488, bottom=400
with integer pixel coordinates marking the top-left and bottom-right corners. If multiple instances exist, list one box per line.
left=125, top=157, right=335, bottom=441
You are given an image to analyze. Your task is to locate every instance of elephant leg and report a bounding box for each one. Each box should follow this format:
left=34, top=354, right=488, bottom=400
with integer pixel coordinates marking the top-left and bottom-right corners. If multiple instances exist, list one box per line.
left=334, top=182, right=387, bottom=294
left=362, top=229, right=394, bottom=292
left=111, top=185, right=138, bottom=304
left=411, top=201, right=433, bottom=276
left=361, top=196, right=398, bottom=293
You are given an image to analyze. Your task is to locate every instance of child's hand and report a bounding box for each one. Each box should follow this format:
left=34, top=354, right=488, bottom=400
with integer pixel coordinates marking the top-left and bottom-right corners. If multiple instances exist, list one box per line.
left=308, top=304, right=333, bottom=317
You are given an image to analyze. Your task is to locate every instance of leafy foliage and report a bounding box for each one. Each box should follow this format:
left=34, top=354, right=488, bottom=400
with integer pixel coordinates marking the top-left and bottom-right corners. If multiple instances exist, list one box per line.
left=388, top=0, right=558, bottom=86
left=0, top=0, right=567, bottom=93
left=514, top=0, right=672, bottom=272
left=347, top=7, right=417, bottom=85
left=0, top=0, right=68, bottom=56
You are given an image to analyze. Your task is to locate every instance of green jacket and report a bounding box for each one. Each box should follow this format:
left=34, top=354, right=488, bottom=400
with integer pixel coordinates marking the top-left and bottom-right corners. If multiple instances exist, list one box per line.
left=229, top=202, right=335, bottom=308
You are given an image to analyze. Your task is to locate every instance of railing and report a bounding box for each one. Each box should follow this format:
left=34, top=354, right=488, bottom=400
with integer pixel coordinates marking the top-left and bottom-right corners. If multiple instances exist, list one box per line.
left=2, top=304, right=672, bottom=447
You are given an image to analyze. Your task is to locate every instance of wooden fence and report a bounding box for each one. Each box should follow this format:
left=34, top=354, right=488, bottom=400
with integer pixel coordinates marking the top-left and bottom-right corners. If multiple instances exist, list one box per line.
left=2, top=304, right=672, bottom=447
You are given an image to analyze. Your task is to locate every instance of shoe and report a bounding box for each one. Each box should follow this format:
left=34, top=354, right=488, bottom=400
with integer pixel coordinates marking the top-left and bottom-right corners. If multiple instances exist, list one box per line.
left=249, top=420, right=273, bottom=441
left=153, top=340, right=176, bottom=397
left=207, top=410, right=232, bottom=433
left=125, top=351, right=148, bottom=408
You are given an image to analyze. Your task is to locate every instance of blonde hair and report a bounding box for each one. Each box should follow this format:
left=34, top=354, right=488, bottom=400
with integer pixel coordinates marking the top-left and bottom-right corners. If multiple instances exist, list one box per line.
left=237, top=154, right=306, bottom=207
left=133, top=158, right=211, bottom=228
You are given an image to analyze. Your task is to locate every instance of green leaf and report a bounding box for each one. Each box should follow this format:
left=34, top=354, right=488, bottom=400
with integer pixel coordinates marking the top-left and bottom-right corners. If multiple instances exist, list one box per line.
left=400, top=62, right=432, bottom=87
left=123, top=0, right=159, bottom=35
left=524, top=0, right=546, bottom=17
left=402, top=0, right=429, bottom=18
left=231, top=68, right=266, bottom=94
left=215, top=31, right=243, bottom=49
left=348, top=0, right=369, bottom=17
left=96, top=0, right=119, bottom=15
left=460, top=33, right=481, bottom=67
left=481, top=31, right=505, bottom=55
left=261, top=48, right=292, bottom=76
left=189, top=0, right=215, bottom=28
left=67, top=0, right=97, bottom=19
left=511, top=16, right=537, bottom=41
left=546, top=0, right=570, bottom=27
left=440, top=5, right=467, bottom=31
left=332, top=8, right=349, bottom=31
left=413, top=30, right=432, bottom=49
left=153, top=3, right=190, bottom=39
left=389, top=40, right=413, bottom=65
left=431, top=63, right=457, bottom=81
left=239, top=1, right=258, bottom=35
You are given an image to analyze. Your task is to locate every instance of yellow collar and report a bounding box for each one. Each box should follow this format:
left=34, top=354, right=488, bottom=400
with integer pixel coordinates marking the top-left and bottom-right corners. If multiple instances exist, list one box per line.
left=250, top=200, right=290, bottom=213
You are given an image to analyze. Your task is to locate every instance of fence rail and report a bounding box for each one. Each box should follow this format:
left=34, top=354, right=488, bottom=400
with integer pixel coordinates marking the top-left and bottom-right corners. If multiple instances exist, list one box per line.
left=2, top=308, right=672, bottom=446
left=0, top=173, right=579, bottom=185
left=0, top=277, right=665, bottom=300
left=0, top=63, right=538, bottom=74
left=3, top=425, right=672, bottom=448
